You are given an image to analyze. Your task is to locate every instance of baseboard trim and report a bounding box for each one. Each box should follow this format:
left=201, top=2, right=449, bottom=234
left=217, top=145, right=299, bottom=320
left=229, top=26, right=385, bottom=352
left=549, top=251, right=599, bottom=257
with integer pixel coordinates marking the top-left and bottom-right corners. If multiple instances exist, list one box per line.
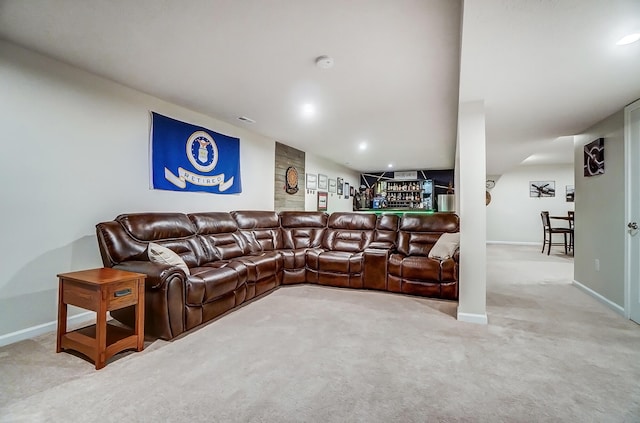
left=457, top=311, right=488, bottom=324
left=0, top=311, right=94, bottom=348
left=572, top=280, right=625, bottom=316
left=486, top=241, right=539, bottom=246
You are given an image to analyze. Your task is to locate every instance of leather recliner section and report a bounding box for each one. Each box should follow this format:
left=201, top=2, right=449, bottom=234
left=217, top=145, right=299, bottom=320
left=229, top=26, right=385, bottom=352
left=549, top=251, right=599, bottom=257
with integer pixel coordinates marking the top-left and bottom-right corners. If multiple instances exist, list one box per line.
left=96, top=210, right=460, bottom=340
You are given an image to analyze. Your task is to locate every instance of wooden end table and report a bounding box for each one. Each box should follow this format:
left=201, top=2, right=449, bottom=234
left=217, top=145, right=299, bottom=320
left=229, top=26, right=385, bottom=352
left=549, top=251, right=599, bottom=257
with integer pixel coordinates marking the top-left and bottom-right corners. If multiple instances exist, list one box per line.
left=56, top=268, right=146, bottom=369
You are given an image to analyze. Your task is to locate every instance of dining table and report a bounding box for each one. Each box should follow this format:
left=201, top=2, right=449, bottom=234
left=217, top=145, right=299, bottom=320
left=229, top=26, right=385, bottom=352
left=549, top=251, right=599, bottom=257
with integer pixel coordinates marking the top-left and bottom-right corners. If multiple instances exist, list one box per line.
left=549, top=214, right=574, bottom=226
left=550, top=215, right=572, bottom=222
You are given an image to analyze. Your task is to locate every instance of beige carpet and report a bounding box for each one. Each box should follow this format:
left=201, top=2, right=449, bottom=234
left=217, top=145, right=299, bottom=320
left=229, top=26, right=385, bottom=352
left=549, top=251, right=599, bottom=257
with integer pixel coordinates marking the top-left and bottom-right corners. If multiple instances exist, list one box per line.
left=1, top=245, right=639, bottom=422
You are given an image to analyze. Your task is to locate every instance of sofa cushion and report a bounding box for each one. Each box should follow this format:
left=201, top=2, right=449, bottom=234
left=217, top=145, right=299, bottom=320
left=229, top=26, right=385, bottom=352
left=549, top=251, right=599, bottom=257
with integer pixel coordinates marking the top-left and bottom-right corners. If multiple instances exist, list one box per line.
left=189, top=212, right=249, bottom=261
left=428, top=232, right=460, bottom=260
left=374, top=214, right=399, bottom=245
left=232, top=211, right=282, bottom=251
left=232, top=251, right=283, bottom=282
left=399, top=213, right=459, bottom=232
left=96, top=220, right=147, bottom=266
left=398, top=255, right=441, bottom=280
left=280, top=211, right=328, bottom=228
left=310, top=251, right=363, bottom=274
left=186, top=266, right=242, bottom=306
left=206, top=232, right=248, bottom=260
left=148, top=242, right=190, bottom=275
left=112, top=213, right=205, bottom=267
left=324, top=230, right=373, bottom=253
left=189, top=212, right=239, bottom=235
left=232, top=210, right=280, bottom=229
left=322, top=212, right=376, bottom=253
left=396, top=213, right=460, bottom=257
left=280, top=211, right=327, bottom=249
left=117, top=213, right=196, bottom=241
left=282, top=228, right=325, bottom=249
left=327, top=212, right=377, bottom=230
left=279, top=248, right=308, bottom=269
left=397, top=232, right=439, bottom=256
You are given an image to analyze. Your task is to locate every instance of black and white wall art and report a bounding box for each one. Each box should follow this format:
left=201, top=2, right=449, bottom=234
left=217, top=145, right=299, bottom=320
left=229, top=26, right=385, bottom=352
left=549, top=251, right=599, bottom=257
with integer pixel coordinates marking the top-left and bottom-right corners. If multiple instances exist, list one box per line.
left=584, top=138, right=604, bottom=177
left=566, top=185, right=575, bottom=202
left=530, top=181, right=555, bottom=197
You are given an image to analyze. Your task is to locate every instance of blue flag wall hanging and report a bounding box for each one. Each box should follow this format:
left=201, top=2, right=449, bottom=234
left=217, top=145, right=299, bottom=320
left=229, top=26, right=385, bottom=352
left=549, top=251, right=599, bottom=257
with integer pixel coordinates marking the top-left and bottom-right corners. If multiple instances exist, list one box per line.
left=150, top=112, right=242, bottom=194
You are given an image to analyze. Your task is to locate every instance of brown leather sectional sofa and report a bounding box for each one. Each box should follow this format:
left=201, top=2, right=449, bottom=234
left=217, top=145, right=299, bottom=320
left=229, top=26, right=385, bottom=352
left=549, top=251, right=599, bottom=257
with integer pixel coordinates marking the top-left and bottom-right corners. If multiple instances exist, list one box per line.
left=96, top=211, right=459, bottom=340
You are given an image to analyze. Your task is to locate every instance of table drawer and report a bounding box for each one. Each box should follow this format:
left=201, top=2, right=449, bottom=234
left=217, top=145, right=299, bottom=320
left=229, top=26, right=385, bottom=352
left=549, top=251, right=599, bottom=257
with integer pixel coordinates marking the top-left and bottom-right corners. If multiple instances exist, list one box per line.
left=106, top=279, right=139, bottom=310
left=62, top=280, right=100, bottom=311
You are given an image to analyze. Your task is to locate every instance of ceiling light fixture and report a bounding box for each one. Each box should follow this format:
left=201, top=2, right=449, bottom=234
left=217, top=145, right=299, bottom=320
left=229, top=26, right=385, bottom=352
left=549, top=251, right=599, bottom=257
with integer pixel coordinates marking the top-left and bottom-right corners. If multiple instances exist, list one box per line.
left=315, top=55, right=334, bottom=69
left=388, top=164, right=393, bottom=168
left=616, top=33, right=640, bottom=46
left=301, top=103, right=316, bottom=118
left=359, top=142, right=367, bottom=151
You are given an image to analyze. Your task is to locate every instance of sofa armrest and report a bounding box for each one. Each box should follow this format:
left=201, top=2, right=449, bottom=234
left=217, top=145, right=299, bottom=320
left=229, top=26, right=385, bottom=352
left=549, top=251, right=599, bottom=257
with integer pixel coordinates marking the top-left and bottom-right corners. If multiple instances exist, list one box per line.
left=110, top=260, right=187, bottom=340
left=368, top=241, right=396, bottom=250
left=113, top=260, right=186, bottom=289
left=453, top=248, right=460, bottom=263
left=363, top=248, right=390, bottom=290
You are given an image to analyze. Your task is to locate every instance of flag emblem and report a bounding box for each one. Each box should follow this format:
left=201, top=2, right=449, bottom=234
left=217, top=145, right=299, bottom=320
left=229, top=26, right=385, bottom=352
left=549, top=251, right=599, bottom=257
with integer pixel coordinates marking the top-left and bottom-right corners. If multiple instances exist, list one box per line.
left=151, top=112, right=242, bottom=194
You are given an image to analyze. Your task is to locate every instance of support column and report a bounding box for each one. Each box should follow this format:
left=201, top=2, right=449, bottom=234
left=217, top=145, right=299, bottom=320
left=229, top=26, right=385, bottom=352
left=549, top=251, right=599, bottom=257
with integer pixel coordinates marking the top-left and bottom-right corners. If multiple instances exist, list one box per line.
left=456, top=100, right=488, bottom=324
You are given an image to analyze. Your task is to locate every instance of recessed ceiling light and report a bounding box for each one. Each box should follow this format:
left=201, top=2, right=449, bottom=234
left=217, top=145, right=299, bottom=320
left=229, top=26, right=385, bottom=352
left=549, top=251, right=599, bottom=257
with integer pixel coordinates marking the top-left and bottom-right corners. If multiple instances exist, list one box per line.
left=388, top=163, right=393, bottom=168
left=616, top=33, right=640, bottom=46
left=359, top=142, right=367, bottom=151
left=301, top=103, right=316, bottom=118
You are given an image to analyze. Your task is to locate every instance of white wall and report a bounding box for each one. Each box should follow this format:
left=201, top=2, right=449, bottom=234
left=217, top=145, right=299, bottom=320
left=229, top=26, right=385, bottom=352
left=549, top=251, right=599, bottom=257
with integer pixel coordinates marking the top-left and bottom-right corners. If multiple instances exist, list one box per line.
left=0, top=41, right=276, bottom=339
left=457, top=101, right=487, bottom=324
left=574, top=110, right=625, bottom=308
left=304, top=153, right=360, bottom=213
left=487, top=164, right=575, bottom=243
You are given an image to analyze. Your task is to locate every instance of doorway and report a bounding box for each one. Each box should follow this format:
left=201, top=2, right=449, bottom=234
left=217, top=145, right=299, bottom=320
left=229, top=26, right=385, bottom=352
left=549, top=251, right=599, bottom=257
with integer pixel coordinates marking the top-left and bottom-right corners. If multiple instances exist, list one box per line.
left=625, top=99, right=640, bottom=324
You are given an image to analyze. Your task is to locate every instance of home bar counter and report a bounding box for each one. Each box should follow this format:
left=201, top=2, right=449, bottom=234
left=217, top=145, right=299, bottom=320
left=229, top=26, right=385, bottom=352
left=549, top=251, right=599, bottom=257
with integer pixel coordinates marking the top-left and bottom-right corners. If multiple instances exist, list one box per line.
left=356, top=209, right=440, bottom=216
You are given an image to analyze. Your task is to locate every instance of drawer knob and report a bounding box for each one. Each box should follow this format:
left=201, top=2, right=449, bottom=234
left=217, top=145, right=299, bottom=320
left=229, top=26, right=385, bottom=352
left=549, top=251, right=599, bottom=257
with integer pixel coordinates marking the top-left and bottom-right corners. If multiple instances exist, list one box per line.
left=114, top=288, right=132, bottom=297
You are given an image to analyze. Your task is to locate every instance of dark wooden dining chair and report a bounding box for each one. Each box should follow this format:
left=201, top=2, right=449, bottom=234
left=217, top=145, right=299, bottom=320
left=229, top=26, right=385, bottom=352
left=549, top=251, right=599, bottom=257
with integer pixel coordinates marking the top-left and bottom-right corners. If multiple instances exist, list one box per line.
left=567, top=211, right=574, bottom=251
left=540, top=211, right=572, bottom=255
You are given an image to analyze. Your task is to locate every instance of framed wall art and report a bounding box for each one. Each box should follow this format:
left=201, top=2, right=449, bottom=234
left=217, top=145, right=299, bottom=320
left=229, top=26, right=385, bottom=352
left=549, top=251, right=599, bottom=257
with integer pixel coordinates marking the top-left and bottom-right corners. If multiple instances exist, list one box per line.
left=344, top=182, right=350, bottom=199
left=318, top=174, right=328, bottom=190
left=317, top=191, right=328, bottom=211
left=285, top=166, right=299, bottom=195
left=584, top=137, right=604, bottom=177
left=566, top=185, right=575, bottom=202
left=328, top=178, right=336, bottom=193
left=337, top=177, right=344, bottom=195
left=306, top=173, right=317, bottom=190
left=529, top=181, right=555, bottom=198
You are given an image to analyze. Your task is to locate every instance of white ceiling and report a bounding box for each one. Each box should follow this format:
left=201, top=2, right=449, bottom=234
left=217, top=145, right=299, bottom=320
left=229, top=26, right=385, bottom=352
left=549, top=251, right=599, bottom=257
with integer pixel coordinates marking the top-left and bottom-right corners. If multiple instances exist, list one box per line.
left=1, top=0, right=639, bottom=175
left=460, top=0, right=640, bottom=174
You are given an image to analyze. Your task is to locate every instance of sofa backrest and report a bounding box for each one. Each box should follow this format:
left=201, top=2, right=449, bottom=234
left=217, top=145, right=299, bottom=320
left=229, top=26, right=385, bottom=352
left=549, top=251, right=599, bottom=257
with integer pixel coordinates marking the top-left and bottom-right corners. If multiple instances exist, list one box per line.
left=97, top=210, right=461, bottom=266
left=322, top=212, right=376, bottom=252
left=374, top=214, right=399, bottom=245
left=397, top=213, right=460, bottom=256
left=279, top=211, right=328, bottom=249
left=188, top=212, right=248, bottom=261
left=231, top=211, right=283, bottom=252
left=96, top=213, right=204, bottom=268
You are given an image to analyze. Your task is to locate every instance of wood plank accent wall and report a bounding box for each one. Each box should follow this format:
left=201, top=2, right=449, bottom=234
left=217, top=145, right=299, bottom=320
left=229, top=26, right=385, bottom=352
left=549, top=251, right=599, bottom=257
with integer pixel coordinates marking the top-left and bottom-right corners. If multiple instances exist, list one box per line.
left=274, top=142, right=305, bottom=211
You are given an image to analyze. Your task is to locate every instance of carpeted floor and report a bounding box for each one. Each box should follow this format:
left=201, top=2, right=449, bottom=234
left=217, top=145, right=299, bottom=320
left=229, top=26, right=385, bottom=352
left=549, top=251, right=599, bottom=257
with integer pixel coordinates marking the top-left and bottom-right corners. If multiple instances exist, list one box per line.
left=1, top=244, right=639, bottom=422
